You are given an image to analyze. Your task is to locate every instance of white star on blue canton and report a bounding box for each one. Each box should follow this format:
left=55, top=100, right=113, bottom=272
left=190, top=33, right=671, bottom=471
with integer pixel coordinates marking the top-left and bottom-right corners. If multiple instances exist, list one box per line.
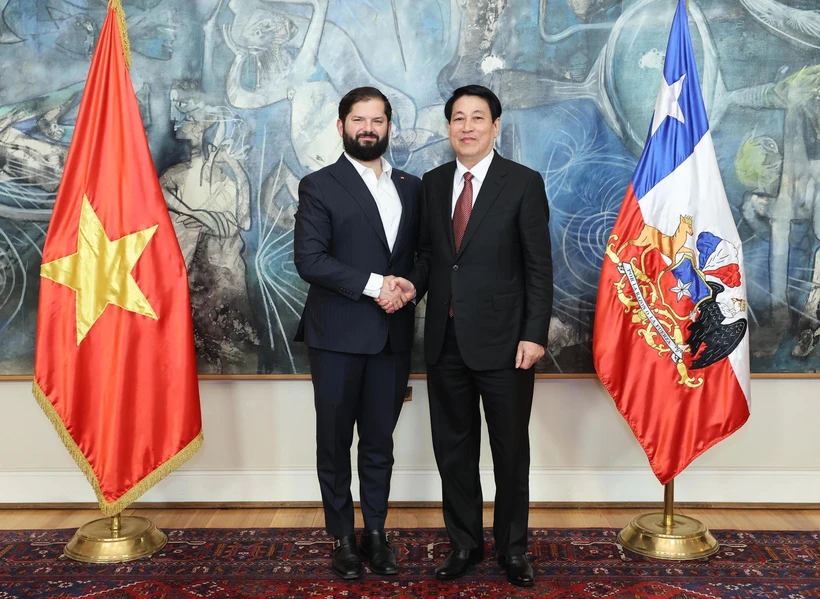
left=651, top=74, right=686, bottom=136
left=670, top=278, right=693, bottom=302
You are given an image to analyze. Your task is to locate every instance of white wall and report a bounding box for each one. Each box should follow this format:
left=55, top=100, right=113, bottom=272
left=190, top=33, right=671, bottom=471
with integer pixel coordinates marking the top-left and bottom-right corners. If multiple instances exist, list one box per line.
left=1, top=378, right=818, bottom=504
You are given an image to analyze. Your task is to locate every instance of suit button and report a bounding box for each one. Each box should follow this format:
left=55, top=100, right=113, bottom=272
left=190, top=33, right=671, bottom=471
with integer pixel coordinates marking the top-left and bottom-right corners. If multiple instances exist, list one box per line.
left=443, top=300, right=448, bottom=306
left=388, top=261, right=393, bottom=268
left=452, top=265, right=459, bottom=272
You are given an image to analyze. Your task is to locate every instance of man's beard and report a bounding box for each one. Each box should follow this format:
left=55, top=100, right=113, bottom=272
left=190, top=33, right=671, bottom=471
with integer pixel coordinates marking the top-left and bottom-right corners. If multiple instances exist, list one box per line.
left=343, top=130, right=389, bottom=162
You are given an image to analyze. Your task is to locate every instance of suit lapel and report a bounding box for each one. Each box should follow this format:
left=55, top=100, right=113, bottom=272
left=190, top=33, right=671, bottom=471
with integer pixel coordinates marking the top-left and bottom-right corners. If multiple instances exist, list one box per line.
left=456, top=152, right=508, bottom=259
left=439, top=162, right=457, bottom=257
left=329, top=154, right=390, bottom=252
left=391, top=169, right=410, bottom=256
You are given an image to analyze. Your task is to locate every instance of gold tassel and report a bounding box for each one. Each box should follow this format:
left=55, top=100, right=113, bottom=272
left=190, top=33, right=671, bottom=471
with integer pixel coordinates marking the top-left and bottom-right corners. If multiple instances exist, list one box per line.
left=32, top=379, right=204, bottom=516
left=108, top=0, right=132, bottom=72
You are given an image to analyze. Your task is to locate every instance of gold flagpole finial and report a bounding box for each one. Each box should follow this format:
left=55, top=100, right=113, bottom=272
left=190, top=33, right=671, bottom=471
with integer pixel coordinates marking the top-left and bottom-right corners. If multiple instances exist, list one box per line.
left=108, top=0, right=131, bottom=71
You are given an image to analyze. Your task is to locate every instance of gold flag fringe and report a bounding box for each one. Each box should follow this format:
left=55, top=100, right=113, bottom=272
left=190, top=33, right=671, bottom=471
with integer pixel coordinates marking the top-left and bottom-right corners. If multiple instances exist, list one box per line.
left=108, top=0, right=132, bottom=72
left=32, top=379, right=204, bottom=516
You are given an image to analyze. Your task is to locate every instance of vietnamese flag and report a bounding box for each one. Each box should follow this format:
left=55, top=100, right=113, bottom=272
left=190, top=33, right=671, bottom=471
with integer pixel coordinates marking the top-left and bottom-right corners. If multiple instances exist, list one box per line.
left=32, top=0, right=202, bottom=515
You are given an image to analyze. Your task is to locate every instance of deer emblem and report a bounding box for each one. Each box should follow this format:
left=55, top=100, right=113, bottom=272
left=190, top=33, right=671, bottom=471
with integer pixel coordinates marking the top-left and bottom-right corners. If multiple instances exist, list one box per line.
left=619, top=215, right=695, bottom=268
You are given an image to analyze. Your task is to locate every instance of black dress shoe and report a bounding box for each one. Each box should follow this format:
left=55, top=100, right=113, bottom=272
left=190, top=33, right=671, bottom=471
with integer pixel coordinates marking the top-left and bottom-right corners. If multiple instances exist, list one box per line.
left=498, top=553, right=534, bottom=587
left=331, top=535, right=362, bottom=580
left=360, top=529, right=398, bottom=575
left=435, top=548, right=484, bottom=580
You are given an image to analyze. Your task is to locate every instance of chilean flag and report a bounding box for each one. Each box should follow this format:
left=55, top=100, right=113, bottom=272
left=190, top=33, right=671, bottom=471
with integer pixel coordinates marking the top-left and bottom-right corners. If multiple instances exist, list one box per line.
left=593, top=0, right=750, bottom=485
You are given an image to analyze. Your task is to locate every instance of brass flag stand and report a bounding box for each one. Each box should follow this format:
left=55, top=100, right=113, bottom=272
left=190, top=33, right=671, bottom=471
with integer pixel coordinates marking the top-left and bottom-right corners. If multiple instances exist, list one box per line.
left=64, top=513, right=167, bottom=563
left=618, top=480, right=718, bottom=560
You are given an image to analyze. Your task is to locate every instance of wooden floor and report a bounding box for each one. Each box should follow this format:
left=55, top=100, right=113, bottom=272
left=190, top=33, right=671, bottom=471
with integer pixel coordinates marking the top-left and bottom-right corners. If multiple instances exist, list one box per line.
left=0, top=507, right=818, bottom=530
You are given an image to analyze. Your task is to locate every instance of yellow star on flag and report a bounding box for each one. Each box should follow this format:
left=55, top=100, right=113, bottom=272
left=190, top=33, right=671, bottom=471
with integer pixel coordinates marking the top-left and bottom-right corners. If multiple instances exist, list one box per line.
left=41, top=194, right=159, bottom=345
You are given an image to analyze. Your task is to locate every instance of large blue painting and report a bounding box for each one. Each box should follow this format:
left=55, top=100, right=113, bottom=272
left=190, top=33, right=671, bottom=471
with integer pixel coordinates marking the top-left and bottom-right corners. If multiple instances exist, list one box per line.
left=1, top=0, right=819, bottom=375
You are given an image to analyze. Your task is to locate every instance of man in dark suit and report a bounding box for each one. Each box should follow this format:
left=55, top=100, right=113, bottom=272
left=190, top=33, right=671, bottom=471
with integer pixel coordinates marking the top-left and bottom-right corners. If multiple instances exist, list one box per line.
left=294, top=87, right=421, bottom=580
left=386, top=85, right=552, bottom=587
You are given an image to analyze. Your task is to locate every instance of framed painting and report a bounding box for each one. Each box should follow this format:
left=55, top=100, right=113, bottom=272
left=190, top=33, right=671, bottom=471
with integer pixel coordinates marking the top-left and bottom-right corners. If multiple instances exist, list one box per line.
left=1, top=0, right=819, bottom=377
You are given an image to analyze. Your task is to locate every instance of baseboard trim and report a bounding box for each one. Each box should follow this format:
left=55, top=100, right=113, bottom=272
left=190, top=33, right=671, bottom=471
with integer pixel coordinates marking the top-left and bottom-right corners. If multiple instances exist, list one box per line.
left=1, top=468, right=818, bottom=504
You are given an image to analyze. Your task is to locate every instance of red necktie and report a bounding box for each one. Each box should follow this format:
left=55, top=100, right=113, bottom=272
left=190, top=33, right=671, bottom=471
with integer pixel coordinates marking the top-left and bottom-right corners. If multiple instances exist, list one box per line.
left=449, top=172, right=474, bottom=317
left=453, top=172, right=474, bottom=253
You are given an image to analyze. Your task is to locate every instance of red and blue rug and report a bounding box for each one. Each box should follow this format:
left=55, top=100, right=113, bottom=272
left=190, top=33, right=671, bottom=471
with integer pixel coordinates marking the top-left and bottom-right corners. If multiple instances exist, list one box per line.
left=0, top=527, right=818, bottom=598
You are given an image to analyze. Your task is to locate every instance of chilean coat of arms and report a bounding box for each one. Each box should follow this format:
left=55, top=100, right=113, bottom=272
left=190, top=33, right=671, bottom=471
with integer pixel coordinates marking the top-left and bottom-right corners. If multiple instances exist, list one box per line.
left=603, top=215, right=747, bottom=388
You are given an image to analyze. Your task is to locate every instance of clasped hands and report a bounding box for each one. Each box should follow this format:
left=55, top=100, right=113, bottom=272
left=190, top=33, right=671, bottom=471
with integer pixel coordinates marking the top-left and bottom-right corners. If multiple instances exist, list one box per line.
left=375, top=276, right=415, bottom=313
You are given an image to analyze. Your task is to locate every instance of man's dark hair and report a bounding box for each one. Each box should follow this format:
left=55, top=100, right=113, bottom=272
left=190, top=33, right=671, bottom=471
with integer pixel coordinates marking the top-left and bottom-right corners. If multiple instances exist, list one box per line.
left=444, top=85, right=502, bottom=122
left=338, top=87, right=392, bottom=123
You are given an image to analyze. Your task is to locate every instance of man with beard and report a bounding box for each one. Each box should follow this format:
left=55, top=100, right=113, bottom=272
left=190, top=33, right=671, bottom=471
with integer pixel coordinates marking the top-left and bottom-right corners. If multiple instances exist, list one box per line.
left=294, top=87, right=421, bottom=580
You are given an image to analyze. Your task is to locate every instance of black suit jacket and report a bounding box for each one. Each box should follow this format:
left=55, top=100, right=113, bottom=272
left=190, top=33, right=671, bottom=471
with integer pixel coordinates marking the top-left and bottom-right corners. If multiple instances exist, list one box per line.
left=407, top=152, right=553, bottom=370
left=294, top=154, right=421, bottom=354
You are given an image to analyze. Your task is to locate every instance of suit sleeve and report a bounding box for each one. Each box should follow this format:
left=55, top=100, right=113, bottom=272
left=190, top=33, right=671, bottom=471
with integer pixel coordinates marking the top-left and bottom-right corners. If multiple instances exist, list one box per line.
left=519, top=170, right=553, bottom=346
left=294, top=175, right=370, bottom=301
left=406, top=175, right=432, bottom=301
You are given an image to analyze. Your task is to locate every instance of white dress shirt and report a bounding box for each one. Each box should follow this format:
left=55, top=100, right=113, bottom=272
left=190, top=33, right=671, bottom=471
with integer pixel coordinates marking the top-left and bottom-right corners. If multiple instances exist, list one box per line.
left=452, top=150, right=495, bottom=216
left=343, top=153, right=403, bottom=298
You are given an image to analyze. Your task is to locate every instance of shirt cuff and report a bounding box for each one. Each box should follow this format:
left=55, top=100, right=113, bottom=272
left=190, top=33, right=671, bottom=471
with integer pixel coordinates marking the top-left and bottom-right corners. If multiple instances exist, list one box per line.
left=362, top=273, right=384, bottom=298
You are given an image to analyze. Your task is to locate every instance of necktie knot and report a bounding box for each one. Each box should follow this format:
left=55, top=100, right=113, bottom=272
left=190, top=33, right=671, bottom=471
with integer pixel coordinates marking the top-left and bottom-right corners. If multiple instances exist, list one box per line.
left=463, top=172, right=474, bottom=182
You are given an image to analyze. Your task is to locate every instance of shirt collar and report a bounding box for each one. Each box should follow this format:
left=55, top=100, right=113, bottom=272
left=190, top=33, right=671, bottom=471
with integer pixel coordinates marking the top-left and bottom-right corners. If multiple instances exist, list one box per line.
left=455, top=149, right=494, bottom=183
left=345, top=153, right=393, bottom=179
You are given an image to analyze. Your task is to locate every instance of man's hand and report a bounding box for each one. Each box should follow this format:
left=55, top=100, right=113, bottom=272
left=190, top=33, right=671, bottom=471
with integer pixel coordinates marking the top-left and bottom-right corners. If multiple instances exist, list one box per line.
left=376, top=276, right=406, bottom=313
left=375, top=276, right=415, bottom=314
left=516, top=341, right=545, bottom=369
left=391, top=277, right=416, bottom=301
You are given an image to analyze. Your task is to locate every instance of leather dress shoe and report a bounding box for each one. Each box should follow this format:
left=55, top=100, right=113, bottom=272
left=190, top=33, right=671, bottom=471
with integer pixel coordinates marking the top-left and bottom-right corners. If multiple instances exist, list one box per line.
left=360, top=529, right=398, bottom=575
left=435, top=548, right=483, bottom=580
left=498, top=553, right=534, bottom=587
left=331, top=535, right=362, bottom=580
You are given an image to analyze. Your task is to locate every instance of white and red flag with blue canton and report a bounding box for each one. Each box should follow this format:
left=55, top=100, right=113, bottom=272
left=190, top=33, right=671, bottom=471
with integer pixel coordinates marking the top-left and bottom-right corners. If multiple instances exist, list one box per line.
left=593, top=0, right=750, bottom=485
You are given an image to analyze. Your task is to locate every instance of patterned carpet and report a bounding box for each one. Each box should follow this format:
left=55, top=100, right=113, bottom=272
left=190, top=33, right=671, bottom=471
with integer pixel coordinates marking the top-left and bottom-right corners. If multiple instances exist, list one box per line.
left=0, top=527, right=818, bottom=598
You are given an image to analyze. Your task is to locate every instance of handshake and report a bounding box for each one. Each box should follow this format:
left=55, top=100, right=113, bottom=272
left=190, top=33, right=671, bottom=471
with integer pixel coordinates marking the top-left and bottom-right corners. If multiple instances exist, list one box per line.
left=375, top=276, right=416, bottom=313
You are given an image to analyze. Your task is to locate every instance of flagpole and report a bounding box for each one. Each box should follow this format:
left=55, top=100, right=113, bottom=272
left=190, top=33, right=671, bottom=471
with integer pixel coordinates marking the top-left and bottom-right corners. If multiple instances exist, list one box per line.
left=617, top=478, right=719, bottom=560
left=663, top=479, right=674, bottom=529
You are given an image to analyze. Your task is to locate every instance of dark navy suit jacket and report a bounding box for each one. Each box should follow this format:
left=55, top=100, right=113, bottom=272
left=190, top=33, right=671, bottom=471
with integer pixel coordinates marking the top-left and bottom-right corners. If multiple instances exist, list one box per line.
left=294, top=154, right=421, bottom=354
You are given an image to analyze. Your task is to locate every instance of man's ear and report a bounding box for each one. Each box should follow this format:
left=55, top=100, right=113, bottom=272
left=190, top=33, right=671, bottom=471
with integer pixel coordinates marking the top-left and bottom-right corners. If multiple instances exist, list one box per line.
left=336, top=119, right=344, bottom=139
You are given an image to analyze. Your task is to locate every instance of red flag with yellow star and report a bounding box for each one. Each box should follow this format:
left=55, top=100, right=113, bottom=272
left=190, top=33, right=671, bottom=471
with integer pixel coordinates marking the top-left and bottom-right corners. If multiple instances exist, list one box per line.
left=32, top=1, right=202, bottom=515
